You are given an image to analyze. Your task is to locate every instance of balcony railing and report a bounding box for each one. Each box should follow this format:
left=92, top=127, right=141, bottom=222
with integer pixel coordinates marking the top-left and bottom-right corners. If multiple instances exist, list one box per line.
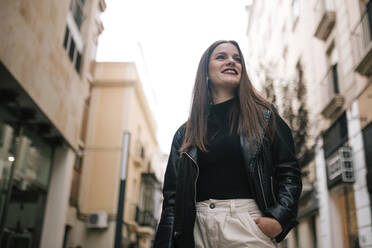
left=352, top=3, right=372, bottom=76
left=313, top=0, right=336, bottom=41
left=320, top=64, right=345, bottom=118
left=135, top=206, right=157, bottom=229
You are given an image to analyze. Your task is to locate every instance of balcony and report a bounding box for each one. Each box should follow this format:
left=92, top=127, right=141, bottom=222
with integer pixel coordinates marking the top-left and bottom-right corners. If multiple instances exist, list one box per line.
left=313, top=0, right=336, bottom=41
left=352, top=3, right=372, bottom=76
left=135, top=172, right=161, bottom=235
left=320, top=64, right=345, bottom=118
left=135, top=206, right=157, bottom=229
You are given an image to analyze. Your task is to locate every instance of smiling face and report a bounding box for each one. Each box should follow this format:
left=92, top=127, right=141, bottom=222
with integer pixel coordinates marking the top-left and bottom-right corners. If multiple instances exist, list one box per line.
left=208, top=42, right=242, bottom=91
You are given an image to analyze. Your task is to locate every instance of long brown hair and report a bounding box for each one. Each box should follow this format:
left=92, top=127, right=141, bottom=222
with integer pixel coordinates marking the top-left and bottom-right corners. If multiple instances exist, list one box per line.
left=180, top=40, right=274, bottom=152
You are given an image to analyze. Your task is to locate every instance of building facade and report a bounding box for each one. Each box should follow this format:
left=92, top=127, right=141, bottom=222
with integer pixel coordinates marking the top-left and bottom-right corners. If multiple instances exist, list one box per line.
left=66, top=62, right=163, bottom=248
left=0, top=0, right=105, bottom=247
left=247, top=0, right=372, bottom=247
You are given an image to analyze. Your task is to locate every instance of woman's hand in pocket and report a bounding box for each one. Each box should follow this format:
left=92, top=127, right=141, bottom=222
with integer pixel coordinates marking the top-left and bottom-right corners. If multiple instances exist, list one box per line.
left=254, top=217, right=282, bottom=238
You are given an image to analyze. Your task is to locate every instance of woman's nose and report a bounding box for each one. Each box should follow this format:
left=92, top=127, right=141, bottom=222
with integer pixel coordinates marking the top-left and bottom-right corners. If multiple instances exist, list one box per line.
left=226, top=58, right=235, bottom=66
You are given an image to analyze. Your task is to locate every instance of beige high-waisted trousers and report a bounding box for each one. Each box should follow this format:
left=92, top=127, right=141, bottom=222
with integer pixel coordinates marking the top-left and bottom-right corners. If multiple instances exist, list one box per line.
left=193, top=199, right=278, bottom=248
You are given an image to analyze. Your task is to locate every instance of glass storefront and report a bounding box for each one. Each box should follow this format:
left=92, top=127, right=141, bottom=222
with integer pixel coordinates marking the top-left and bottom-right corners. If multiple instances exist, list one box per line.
left=0, top=123, right=14, bottom=220
left=0, top=122, right=53, bottom=248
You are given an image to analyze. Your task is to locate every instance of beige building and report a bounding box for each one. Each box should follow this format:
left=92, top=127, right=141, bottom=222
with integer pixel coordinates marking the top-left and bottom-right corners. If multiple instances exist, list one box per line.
left=0, top=0, right=105, bottom=247
left=66, top=62, right=163, bottom=248
left=247, top=0, right=372, bottom=247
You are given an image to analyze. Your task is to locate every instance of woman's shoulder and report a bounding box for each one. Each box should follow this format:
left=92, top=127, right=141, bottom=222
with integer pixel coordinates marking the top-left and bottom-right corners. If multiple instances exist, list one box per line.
left=171, top=122, right=187, bottom=147
left=269, top=106, right=292, bottom=137
left=175, top=122, right=187, bottom=136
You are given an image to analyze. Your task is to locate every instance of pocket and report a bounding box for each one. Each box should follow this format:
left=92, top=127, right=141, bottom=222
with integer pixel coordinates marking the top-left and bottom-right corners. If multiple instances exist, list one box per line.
left=244, top=211, right=272, bottom=241
left=251, top=218, right=271, bottom=240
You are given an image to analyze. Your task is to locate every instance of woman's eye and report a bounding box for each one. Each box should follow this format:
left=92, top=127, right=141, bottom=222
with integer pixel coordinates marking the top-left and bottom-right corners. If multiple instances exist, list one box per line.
left=235, top=57, right=242, bottom=63
left=216, top=55, right=225, bottom=59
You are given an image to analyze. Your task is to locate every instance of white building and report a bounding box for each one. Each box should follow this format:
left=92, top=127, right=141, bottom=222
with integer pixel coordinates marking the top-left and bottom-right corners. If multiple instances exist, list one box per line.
left=247, top=0, right=372, bottom=247
left=0, top=0, right=106, bottom=247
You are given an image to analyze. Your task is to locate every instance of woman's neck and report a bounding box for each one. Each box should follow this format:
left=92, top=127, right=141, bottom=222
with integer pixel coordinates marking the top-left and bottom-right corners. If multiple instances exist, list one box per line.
left=212, top=91, right=235, bottom=104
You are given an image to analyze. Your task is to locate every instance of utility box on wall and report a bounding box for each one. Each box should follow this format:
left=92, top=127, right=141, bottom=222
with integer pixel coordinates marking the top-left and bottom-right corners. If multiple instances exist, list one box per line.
left=86, top=211, right=108, bottom=229
left=326, top=146, right=354, bottom=188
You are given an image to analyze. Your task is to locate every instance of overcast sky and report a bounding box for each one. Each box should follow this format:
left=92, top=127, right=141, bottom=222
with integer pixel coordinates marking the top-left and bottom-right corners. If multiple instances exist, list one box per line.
left=97, top=0, right=253, bottom=153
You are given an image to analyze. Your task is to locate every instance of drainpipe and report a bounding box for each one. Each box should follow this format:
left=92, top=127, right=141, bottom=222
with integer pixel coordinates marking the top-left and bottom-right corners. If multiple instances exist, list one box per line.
left=114, top=132, right=130, bottom=248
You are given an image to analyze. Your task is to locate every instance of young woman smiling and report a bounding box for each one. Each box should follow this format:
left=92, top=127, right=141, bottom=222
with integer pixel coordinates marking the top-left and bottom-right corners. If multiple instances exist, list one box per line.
left=153, top=40, right=302, bottom=248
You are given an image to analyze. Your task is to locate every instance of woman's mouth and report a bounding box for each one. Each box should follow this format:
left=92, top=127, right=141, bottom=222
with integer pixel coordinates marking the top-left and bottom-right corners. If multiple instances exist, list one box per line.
left=222, top=68, right=238, bottom=75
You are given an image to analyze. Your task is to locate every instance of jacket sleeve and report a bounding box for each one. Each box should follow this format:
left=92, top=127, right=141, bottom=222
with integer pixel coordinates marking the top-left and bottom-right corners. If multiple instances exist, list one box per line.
left=266, top=111, right=302, bottom=242
left=153, top=129, right=183, bottom=248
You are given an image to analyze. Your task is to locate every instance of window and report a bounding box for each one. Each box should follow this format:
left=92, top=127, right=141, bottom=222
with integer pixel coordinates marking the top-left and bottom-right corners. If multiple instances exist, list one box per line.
left=75, top=51, right=82, bottom=73
left=62, top=26, right=83, bottom=75
left=363, top=122, right=372, bottom=225
left=140, top=146, right=145, bottom=160
left=63, top=0, right=85, bottom=75
left=69, top=0, right=85, bottom=30
left=363, top=122, right=372, bottom=171
left=136, top=173, right=160, bottom=229
left=326, top=42, right=340, bottom=95
left=63, top=27, right=69, bottom=49
left=295, top=60, right=306, bottom=101
left=0, top=121, right=53, bottom=248
left=68, top=38, right=75, bottom=61
left=311, top=214, right=318, bottom=248
left=296, top=60, right=303, bottom=83
left=62, top=225, right=72, bottom=248
left=364, top=0, right=372, bottom=41
left=323, top=112, right=348, bottom=158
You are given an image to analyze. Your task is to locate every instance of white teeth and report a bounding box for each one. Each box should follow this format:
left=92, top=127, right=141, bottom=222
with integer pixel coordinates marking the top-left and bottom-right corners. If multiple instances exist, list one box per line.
left=223, top=69, right=237, bottom=74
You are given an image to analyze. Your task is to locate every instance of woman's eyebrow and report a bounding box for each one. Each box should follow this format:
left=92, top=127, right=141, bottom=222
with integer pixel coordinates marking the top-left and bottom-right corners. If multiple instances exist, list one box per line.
left=214, top=52, right=227, bottom=56
left=213, top=52, right=240, bottom=58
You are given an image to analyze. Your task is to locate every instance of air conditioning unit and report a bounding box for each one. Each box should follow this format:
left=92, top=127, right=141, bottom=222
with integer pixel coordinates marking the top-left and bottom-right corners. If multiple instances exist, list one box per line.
left=326, top=146, right=354, bottom=188
left=86, top=211, right=108, bottom=229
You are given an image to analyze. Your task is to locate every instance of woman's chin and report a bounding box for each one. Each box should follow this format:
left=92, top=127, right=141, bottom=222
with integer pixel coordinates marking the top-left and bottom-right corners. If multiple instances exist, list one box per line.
left=221, top=81, right=240, bottom=88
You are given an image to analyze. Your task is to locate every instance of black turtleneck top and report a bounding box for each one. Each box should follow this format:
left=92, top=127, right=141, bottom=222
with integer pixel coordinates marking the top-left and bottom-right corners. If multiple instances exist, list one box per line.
left=196, top=97, right=253, bottom=202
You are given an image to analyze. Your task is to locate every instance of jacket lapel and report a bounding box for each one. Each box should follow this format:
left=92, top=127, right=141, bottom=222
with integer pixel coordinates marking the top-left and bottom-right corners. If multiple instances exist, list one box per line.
left=240, top=108, right=272, bottom=166
left=240, top=135, right=260, bottom=166
left=185, top=146, right=198, bottom=164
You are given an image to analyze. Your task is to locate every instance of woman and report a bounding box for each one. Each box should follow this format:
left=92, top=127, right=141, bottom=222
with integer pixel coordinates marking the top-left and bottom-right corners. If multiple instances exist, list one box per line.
left=153, top=40, right=302, bottom=248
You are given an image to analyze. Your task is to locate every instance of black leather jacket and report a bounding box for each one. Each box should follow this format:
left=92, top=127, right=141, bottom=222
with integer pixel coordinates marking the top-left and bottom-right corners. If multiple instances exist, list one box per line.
left=153, top=109, right=302, bottom=248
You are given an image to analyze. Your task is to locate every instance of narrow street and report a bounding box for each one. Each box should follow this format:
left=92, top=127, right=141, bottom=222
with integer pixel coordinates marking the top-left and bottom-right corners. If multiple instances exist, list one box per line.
left=0, top=0, right=372, bottom=247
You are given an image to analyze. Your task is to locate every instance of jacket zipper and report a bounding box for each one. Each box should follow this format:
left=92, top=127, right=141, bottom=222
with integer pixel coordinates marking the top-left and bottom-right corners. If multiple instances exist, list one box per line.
left=257, top=163, right=268, bottom=208
left=183, top=152, right=199, bottom=204
left=270, top=176, right=277, bottom=203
